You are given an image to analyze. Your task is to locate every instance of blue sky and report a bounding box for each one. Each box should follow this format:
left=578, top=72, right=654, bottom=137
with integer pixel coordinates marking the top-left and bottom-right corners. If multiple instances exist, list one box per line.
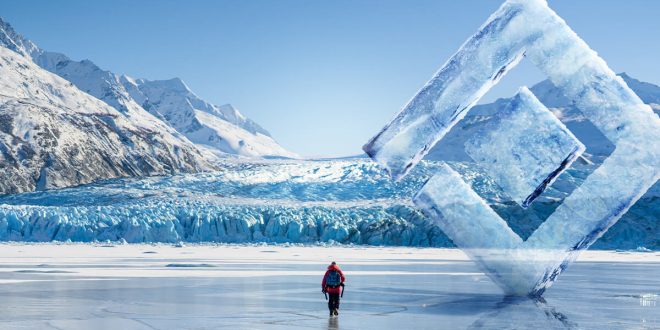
left=3, top=0, right=660, bottom=157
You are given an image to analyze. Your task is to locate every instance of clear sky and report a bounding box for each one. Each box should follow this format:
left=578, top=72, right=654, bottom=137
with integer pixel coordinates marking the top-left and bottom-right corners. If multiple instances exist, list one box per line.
left=3, top=0, right=659, bottom=157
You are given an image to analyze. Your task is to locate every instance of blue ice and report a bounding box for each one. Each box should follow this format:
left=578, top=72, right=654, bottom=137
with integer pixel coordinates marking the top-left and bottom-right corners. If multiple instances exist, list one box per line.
left=366, top=0, right=660, bottom=296
left=464, top=87, right=584, bottom=208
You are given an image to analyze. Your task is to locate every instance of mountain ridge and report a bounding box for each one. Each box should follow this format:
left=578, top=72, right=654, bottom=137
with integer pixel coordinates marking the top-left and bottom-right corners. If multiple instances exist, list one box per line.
left=0, top=17, right=295, bottom=159
left=0, top=46, right=210, bottom=194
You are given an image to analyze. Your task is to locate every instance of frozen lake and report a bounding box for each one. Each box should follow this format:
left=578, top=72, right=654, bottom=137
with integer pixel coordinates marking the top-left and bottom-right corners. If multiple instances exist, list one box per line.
left=0, top=244, right=657, bottom=329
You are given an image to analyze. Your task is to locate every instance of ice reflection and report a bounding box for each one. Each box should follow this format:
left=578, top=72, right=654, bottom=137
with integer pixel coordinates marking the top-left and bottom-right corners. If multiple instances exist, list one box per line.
left=469, top=297, right=578, bottom=329
left=640, top=294, right=658, bottom=307
left=327, top=316, right=339, bottom=330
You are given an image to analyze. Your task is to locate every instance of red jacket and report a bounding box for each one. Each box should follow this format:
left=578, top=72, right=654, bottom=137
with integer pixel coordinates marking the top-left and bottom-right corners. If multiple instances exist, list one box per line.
left=322, top=264, right=345, bottom=294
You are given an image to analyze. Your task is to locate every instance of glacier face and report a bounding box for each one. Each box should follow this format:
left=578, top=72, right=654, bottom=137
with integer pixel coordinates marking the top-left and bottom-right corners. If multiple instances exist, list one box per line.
left=0, top=160, right=656, bottom=250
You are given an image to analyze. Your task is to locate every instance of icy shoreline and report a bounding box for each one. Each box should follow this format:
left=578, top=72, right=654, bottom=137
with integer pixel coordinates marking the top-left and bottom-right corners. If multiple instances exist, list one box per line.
left=0, top=243, right=657, bottom=329
left=0, top=243, right=658, bottom=267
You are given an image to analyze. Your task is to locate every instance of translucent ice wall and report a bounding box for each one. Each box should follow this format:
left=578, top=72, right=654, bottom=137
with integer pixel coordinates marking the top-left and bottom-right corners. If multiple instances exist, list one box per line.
left=364, top=0, right=660, bottom=296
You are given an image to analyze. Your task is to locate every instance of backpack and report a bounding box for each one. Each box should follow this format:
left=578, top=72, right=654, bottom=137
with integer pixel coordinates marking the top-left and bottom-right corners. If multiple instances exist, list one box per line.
left=326, top=270, right=341, bottom=287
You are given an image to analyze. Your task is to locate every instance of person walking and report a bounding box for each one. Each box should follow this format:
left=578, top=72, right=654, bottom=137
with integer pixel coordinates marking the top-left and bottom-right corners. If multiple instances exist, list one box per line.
left=321, top=261, right=345, bottom=317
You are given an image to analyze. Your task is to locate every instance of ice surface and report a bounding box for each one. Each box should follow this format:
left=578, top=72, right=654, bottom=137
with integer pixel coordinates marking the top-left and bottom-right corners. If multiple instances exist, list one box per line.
left=365, top=0, right=660, bottom=296
left=464, top=87, right=584, bottom=208
left=0, top=244, right=657, bottom=329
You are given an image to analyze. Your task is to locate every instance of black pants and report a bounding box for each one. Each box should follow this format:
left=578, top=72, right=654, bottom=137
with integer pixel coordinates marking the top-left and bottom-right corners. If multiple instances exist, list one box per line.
left=328, top=292, right=340, bottom=310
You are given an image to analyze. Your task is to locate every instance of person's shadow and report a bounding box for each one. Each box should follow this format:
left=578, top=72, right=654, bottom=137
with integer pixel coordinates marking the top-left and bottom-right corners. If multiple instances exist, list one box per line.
left=468, top=296, right=578, bottom=329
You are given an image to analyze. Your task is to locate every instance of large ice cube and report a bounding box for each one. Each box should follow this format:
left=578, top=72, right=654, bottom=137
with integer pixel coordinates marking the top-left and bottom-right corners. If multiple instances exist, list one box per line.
left=464, top=87, right=585, bottom=208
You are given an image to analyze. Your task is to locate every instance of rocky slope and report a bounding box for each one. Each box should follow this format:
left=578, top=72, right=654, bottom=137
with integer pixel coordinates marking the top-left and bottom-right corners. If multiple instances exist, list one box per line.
left=121, top=76, right=297, bottom=158
left=0, top=46, right=209, bottom=194
left=0, top=17, right=295, bottom=161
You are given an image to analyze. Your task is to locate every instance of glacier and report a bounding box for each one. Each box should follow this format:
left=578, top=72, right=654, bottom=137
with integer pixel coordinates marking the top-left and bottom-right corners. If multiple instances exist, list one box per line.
left=0, top=160, right=657, bottom=250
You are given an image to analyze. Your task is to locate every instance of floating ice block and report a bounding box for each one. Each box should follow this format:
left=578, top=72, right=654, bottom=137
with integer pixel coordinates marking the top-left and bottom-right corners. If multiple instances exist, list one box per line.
left=464, top=87, right=585, bottom=208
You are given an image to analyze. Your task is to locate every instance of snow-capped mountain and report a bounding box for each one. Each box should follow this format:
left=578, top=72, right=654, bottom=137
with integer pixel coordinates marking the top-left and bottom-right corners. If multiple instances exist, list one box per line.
left=0, top=46, right=210, bottom=194
left=426, top=73, right=660, bottom=162
left=120, top=76, right=297, bottom=158
left=0, top=17, right=295, bottom=160
left=0, top=18, right=39, bottom=58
